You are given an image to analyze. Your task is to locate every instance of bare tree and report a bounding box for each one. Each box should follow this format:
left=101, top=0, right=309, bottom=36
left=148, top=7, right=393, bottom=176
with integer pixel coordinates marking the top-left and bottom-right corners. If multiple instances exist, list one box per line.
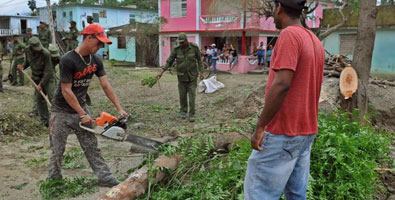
left=341, top=0, right=378, bottom=122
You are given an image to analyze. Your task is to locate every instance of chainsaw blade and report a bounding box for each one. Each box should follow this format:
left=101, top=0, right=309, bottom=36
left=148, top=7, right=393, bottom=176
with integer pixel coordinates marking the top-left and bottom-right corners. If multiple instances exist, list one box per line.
left=124, top=134, right=163, bottom=149
left=101, top=126, right=126, bottom=141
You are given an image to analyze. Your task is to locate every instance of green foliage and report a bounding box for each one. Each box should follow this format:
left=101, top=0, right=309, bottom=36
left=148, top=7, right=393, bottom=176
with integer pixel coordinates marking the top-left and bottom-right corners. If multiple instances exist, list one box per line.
left=38, top=177, right=97, bottom=200
left=139, top=134, right=251, bottom=200
left=309, top=111, right=391, bottom=200
left=62, top=147, right=86, bottom=169
left=141, top=76, right=159, bottom=88
left=10, top=182, right=28, bottom=190
left=138, top=111, right=391, bottom=200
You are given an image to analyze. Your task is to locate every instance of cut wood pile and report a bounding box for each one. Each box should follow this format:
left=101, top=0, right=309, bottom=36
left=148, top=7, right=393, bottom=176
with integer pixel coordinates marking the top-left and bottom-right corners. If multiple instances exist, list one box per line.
left=324, top=53, right=351, bottom=78
left=324, top=52, right=395, bottom=88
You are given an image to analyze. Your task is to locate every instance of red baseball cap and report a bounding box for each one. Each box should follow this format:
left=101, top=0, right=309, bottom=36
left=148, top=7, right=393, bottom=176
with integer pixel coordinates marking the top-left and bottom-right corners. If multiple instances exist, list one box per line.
left=80, top=24, right=112, bottom=44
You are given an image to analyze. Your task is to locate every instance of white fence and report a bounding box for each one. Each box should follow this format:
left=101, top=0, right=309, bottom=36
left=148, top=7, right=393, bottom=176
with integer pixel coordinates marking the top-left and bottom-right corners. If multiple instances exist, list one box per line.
left=0, top=29, right=15, bottom=36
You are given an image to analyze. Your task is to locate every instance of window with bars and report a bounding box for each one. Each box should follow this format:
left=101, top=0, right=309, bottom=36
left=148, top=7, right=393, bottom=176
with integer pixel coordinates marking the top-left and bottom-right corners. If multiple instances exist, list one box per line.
left=100, top=10, right=107, bottom=18
left=339, top=34, right=357, bottom=55
left=118, top=37, right=126, bottom=49
left=69, top=11, right=73, bottom=21
left=92, top=13, right=99, bottom=23
left=170, top=0, right=187, bottom=18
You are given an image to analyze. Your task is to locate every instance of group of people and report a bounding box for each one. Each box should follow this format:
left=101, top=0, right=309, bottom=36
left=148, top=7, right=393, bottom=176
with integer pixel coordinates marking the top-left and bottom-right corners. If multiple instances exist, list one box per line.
left=0, top=22, right=59, bottom=128
left=202, top=43, right=238, bottom=74
left=2, top=0, right=326, bottom=197
left=255, top=41, right=273, bottom=67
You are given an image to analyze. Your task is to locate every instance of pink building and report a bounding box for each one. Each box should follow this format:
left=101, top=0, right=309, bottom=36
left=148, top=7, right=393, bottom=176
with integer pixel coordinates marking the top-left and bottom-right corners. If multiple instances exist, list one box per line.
left=159, top=0, right=329, bottom=73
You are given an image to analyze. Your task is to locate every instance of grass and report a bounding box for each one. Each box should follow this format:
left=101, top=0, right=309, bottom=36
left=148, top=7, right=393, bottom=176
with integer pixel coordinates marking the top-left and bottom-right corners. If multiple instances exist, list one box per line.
left=137, top=110, right=392, bottom=200
left=38, top=177, right=97, bottom=200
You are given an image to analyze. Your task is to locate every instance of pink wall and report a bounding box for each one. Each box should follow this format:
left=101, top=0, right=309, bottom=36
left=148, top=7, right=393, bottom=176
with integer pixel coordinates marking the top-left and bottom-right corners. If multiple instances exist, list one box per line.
left=160, top=0, right=197, bottom=32
left=201, top=37, right=215, bottom=49
left=306, top=4, right=323, bottom=28
left=160, top=35, right=197, bottom=66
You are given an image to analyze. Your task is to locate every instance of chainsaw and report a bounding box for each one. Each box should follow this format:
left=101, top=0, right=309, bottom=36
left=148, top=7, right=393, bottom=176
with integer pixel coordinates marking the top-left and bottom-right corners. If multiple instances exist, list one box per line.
left=79, top=112, right=163, bottom=150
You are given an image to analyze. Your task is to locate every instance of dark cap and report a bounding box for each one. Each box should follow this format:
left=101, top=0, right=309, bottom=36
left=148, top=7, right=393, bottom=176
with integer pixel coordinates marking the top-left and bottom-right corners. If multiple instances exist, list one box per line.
left=177, top=32, right=187, bottom=43
left=40, top=21, right=47, bottom=25
left=28, top=37, right=43, bottom=51
left=275, top=0, right=307, bottom=10
left=48, top=45, right=60, bottom=57
left=70, top=21, right=76, bottom=25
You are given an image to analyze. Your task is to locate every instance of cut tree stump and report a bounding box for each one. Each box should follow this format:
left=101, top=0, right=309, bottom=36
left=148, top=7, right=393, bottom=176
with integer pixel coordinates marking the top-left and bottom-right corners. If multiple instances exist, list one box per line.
left=99, top=132, right=247, bottom=200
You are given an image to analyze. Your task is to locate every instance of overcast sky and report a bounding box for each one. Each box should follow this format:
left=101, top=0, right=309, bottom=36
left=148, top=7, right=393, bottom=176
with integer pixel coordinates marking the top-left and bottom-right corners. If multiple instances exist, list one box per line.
left=0, top=0, right=59, bottom=15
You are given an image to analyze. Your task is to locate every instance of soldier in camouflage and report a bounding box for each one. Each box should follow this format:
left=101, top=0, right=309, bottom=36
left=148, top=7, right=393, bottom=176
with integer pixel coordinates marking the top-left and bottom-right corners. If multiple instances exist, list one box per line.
left=23, top=28, right=33, bottom=45
left=157, top=33, right=204, bottom=122
left=65, top=21, right=79, bottom=51
left=17, top=37, right=56, bottom=126
left=38, top=21, right=52, bottom=48
left=11, top=35, right=25, bottom=86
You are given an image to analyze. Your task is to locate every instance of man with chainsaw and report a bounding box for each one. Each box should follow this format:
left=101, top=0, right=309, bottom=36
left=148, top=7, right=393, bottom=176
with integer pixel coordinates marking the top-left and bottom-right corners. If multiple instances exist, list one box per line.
left=157, top=32, right=204, bottom=122
left=17, top=37, right=56, bottom=127
left=48, top=24, right=127, bottom=187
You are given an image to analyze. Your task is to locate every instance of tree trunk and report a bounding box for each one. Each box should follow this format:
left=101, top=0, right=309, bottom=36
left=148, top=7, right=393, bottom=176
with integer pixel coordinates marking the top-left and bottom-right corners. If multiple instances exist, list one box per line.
left=341, top=0, right=377, bottom=121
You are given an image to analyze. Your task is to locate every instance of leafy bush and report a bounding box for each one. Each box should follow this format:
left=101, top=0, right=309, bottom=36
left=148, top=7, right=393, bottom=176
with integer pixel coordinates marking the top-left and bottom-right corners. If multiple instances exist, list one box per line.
left=38, top=177, right=97, bottom=200
left=310, top=111, right=391, bottom=200
left=138, top=111, right=391, bottom=200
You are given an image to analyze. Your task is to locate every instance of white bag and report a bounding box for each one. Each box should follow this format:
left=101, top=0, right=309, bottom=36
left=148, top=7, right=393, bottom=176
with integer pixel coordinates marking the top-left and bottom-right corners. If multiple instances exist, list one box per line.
left=198, top=76, right=225, bottom=94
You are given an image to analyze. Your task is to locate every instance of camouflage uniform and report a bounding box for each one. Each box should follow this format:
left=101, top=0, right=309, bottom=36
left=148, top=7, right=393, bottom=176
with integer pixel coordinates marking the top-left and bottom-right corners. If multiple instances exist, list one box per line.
left=48, top=110, right=114, bottom=182
left=22, top=37, right=56, bottom=125
left=23, top=28, right=33, bottom=45
left=66, top=22, right=79, bottom=51
left=163, top=33, right=204, bottom=119
left=11, top=39, right=25, bottom=86
left=38, top=26, right=52, bottom=48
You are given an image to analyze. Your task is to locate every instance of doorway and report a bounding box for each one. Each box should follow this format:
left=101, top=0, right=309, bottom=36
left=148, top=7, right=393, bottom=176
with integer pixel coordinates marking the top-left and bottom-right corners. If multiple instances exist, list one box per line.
left=20, top=19, right=27, bottom=34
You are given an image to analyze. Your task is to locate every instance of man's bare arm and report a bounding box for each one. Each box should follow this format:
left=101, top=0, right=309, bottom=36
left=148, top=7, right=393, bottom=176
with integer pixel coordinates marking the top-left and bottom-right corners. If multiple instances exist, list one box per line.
left=251, top=69, right=294, bottom=150
left=98, top=75, right=127, bottom=116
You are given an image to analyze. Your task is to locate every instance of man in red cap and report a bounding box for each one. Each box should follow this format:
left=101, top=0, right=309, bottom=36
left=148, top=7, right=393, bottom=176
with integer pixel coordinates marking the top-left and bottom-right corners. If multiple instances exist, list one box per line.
left=244, top=0, right=325, bottom=199
left=48, top=24, right=128, bottom=187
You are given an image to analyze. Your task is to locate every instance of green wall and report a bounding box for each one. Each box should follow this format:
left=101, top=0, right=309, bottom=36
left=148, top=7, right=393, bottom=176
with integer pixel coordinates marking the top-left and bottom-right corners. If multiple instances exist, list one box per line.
left=322, top=29, right=395, bottom=75
left=108, top=36, right=136, bottom=62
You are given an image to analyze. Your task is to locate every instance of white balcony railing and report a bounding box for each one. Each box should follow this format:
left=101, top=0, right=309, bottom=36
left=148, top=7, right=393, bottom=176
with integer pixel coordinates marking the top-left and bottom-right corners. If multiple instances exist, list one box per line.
left=200, top=14, right=239, bottom=24
left=0, top=29, right=14, bottom=36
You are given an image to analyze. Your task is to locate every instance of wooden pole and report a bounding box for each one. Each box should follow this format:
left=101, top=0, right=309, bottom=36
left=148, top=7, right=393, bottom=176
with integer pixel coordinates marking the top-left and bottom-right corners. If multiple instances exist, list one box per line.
left=241, top=0, right=247, bottom=55
left=20, top=70, right=52, bottom=107
left=46, top=0, right=56, bottom=46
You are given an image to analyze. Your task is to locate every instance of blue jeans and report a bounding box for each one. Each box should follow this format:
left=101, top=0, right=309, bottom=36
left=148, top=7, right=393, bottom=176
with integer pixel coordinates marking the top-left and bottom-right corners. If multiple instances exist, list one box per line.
left=257, top=55, right=265, bottom=65
left=244, top=132, right=316, bottom=200
left=212, top=59, right=217, bottom=74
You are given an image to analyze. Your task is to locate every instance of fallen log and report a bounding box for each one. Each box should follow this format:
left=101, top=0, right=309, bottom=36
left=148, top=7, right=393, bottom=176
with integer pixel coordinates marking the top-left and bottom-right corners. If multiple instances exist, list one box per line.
left=324, top=70, right=340, bottom=78
left=99, top=132, right=247, bottom=200
left=370, top=79, right=395, bottom=87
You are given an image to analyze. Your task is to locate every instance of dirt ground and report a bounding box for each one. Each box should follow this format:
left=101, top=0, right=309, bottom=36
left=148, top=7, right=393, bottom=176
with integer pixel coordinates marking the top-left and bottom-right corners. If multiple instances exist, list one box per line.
left=0, top=59, right=264, bottom=200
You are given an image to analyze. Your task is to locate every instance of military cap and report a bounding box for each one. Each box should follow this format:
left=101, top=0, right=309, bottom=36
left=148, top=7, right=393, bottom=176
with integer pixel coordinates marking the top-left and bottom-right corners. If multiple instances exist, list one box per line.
left=177, top=32, right=187, bottom=43
left=28, top=37, right=43, bottom=51
left=39, top=21, right=47, bottom=25
left=70, top=21, right=76, bottom=25
left=26, top=28, right=32, bottom=32
left=48, top=45, right=60, bottom=57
